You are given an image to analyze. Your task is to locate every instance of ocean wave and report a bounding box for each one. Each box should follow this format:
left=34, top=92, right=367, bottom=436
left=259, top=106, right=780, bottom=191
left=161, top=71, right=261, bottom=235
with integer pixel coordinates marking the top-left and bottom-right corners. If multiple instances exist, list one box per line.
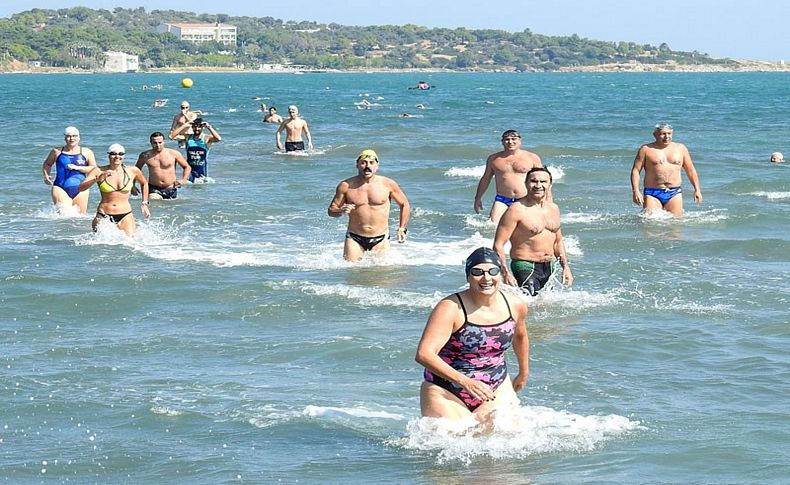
left=746, top=191, right=790, bottom=200
left=274, top=280, right=442, bottom=309
left=444, top=165, right=565, bottom=181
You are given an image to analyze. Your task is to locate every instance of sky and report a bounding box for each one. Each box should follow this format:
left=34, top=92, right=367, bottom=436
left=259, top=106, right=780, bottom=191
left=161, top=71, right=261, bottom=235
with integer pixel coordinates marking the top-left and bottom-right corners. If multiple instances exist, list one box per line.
left=4, top=1, right=789, bottom=61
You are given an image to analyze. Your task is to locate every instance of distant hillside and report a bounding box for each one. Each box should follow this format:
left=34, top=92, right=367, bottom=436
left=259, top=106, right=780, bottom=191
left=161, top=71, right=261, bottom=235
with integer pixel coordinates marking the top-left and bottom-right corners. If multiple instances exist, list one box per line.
left=0, top=7, right=741, bottom=71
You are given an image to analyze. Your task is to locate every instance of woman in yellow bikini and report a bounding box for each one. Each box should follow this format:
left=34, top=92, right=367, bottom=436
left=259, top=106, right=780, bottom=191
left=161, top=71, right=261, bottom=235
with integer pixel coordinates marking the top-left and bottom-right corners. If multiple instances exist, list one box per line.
left=76, top=144, right=150, bottom=236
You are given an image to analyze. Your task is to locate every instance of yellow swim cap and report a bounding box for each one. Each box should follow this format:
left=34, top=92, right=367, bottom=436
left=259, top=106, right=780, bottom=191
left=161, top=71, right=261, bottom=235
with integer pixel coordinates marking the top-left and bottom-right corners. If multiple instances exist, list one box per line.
left=357, top=149, right=378, bottom=161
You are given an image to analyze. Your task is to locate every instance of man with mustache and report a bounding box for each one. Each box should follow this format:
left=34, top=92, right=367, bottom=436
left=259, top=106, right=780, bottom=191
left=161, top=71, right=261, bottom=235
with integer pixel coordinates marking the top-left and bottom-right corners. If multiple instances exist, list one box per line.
left=327, top=149, right=410, bottom=261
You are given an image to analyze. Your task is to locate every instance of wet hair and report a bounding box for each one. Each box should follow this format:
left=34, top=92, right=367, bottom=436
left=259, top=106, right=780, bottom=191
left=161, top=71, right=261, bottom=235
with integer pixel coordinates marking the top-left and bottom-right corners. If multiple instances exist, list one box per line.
left=464, top=247, right=502, bottom=277
left=501, top=129, right=521, bottom=139
left=150, top=131, right=165, bottom=140
left=526, top=166, right=552, bottom=183
left=192, top=117, right=204, bottom=126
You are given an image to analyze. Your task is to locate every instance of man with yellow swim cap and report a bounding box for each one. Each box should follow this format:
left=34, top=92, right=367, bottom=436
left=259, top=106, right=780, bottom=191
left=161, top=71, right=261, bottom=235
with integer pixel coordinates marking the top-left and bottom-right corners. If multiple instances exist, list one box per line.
left=327, top=149, right=411, bottom=261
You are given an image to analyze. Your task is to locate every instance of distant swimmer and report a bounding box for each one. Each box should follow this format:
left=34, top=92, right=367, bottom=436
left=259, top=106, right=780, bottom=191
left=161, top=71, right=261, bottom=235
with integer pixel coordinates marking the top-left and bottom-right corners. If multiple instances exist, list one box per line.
left=134, top=132, right=191, bottom=200
left=399, top=113, right=413, bottom=118
left=494, top=167, right=573, bottom=296
left=327, top=149, right=411, bottom=262
left=41, top=126, right=97, bottom=214
left=276, top=105, right=313, bottom=152
left=169, top=100, right=198, bottom=148
left=152, top=98, right=168, bottom=108
left=415, top=103, right=425, bottom=109
left=474, top=129, right=544, bottom=225
left=171, top=117, right=222, bottom=182
left=631, top=122, right=702, bottom=217
left=77, top=144, right=150, bottom=237
left=415, top=81, right=430, bottom=90
left=416, top=247, right=529, bottom=421
left=770, top=152, right=784, bottom=163
left=263, top=106, right=283, bottom=124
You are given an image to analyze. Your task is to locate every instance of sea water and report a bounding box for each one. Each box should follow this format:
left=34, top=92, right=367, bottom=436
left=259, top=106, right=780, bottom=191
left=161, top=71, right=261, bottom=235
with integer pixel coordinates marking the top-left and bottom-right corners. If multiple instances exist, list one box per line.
left=1, top=71, right=789, bottom=483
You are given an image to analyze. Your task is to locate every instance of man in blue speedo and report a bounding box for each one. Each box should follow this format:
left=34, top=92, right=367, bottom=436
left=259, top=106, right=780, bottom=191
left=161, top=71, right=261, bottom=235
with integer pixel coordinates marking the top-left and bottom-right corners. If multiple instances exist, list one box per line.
left=170, top=117, right=222, bottom=182
left=474, top=130, right=544, bottom=225
left=631, top=123, right=703, bottom=217
left=41, top=126, right=97, bottom=214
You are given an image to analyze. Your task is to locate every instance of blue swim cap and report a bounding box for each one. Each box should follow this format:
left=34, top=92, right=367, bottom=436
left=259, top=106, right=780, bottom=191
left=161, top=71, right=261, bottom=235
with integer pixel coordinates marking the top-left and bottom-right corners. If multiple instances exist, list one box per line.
left=464, top=247, right=502, bottom=276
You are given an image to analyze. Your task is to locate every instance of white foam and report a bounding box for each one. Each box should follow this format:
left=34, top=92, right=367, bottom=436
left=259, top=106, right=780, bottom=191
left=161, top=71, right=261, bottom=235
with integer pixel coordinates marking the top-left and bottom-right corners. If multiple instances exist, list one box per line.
left=562, top=234, right=583, bottom=257
left=189, top=176, right=216, bottom=185
left=274, top=280, right=442, bottom=309
left=303, top=405, right=405, bottom=420
left=150, top=405, right=183, bottom=416
left=746, top=191, right=790, bottom=200
left=444, top=165, right=564, bottom=182
left=34, top=205, right=90, bottom=220
left=563, top=212, right=606, bottom=224
left=445, top=166, right=484, bottom=179
left=639, top=208, right=728, bottom=224
left=463, top=214, right=497, bottom=230
left=392, top=404, right=642, bottom=464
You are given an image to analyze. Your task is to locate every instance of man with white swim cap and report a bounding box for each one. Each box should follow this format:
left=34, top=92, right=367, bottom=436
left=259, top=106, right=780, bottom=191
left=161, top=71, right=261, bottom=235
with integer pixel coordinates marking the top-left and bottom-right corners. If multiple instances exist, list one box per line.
left=631, top=122, right=702, bottom=217
left=276, top=105, right=313, bottom=152
left=41, top=126, right=97, bottom=214
left=327, top=149, right=411, bottom=261
left=770, top=152, right=784, bottom=163
left=494, top=167, right=573, bottom=296
left=169, top=100, right=198, bottom=148
left=474, top=129, right=544, bottom=225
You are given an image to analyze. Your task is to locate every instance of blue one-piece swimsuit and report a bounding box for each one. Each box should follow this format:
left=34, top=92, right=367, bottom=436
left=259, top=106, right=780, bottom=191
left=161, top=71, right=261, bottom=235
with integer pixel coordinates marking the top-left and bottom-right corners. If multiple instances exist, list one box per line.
left=53, top=148, right=88, bottom=198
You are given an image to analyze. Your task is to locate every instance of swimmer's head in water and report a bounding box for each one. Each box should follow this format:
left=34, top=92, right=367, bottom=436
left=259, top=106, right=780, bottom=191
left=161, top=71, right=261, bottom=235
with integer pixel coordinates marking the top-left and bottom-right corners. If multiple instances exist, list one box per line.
left=770, top=152, right=784, bottom=162
left=501, top=129, right=521, bottom=139
left=464, top=247, right=502, bottom=277
left=64, top=126, right=80, bottom=137
left=357, top=149, right=379, bottom=162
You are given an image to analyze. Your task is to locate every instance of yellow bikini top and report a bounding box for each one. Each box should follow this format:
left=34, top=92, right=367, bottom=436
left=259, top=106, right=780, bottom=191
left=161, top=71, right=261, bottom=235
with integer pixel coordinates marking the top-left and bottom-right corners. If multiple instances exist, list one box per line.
left=98, top=166, right=133, bottom=194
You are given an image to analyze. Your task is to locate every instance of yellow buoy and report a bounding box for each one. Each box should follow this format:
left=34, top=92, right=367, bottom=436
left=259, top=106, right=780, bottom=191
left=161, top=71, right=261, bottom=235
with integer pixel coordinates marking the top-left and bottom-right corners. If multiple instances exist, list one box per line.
left=181, top=78, right=193, bottom=88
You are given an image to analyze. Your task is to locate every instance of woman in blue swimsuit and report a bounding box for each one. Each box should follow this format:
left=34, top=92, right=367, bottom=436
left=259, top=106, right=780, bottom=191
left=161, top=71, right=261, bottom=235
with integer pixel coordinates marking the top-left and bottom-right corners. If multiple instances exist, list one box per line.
left=416, top=247, right=529, bottom=421
left=41, top=126, right=97, bottom=214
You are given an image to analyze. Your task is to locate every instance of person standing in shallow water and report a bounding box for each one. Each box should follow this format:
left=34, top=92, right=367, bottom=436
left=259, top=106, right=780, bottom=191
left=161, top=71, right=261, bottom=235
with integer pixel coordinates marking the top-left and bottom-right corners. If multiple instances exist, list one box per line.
left=631, top=122, right=702, bottom=217
left=327, top=149, right=410, bottom=261
left=41, top=126, right=97, bottom=214
left=493, top=167, right=573, bottom=296
left=76, top=144, right=150, bottom=237
left=276, top=105, right=313, bottom=152
left=474, top=130, right=544, bottom=225
left=416, top=247, right=529, bottom=422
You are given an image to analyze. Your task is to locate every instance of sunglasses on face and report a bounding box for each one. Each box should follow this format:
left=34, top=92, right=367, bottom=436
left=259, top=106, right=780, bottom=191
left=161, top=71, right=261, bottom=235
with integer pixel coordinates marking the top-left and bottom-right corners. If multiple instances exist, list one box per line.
left=181, top=106, right=189, bottom=109
left=107, top=152, right=125, bottom=156
left=469, top=267, right=500, bottom=277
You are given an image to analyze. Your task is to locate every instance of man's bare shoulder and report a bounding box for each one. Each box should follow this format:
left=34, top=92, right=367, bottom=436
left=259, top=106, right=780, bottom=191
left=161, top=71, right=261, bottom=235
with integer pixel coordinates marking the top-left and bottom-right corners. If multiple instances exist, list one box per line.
left=487, top=149, right=508, bottom=162
left=517, top=149, right=542, bottom=166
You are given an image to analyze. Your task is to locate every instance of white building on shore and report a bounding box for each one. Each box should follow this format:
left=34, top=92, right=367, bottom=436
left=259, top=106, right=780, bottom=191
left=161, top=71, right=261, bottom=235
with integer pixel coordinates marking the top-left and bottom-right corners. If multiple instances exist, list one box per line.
left=157, top=23, right=237, bottom=46
left=103, top=51, right=139, bottom=72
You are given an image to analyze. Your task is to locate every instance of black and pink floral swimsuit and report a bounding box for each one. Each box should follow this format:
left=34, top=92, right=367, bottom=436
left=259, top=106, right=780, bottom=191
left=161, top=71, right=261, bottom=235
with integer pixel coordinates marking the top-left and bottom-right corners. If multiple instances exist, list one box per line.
left=423, top=292, right=515, bottom=411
